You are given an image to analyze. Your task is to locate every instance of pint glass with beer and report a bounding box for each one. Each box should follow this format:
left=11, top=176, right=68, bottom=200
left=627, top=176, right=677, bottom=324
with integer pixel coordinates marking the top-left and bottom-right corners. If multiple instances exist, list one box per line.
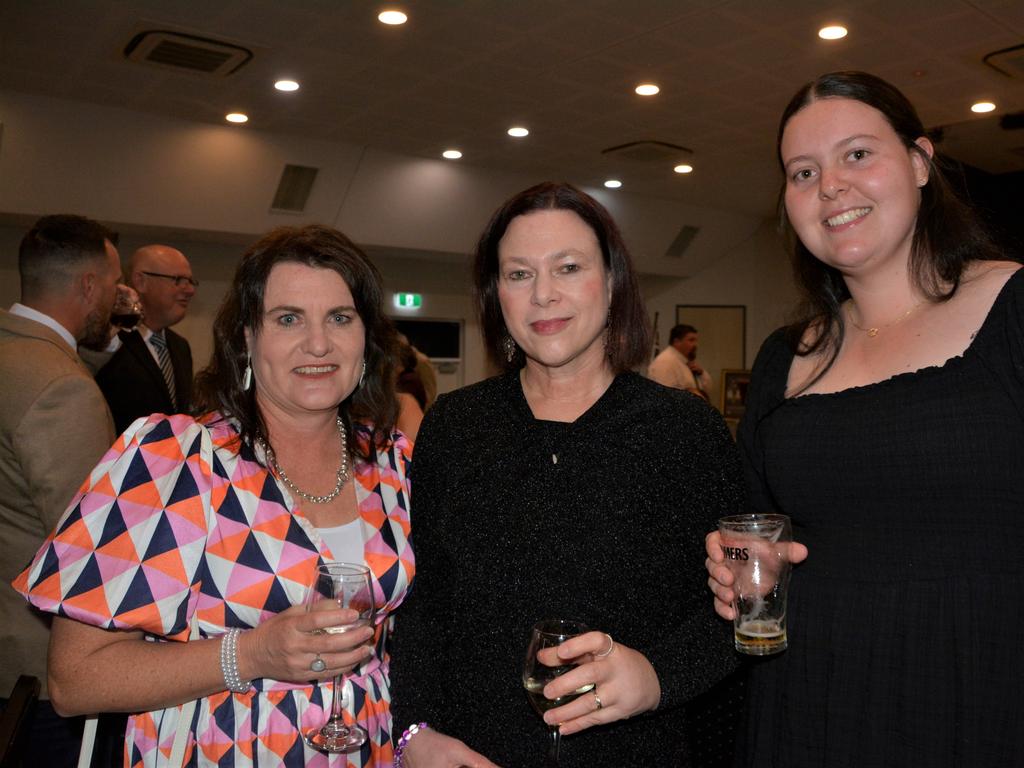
left=717, top=513, right=792, bottom=655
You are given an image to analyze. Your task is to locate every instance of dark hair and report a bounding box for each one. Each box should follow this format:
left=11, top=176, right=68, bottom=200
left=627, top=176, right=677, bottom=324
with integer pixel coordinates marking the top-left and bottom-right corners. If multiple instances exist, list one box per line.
left=669, top=324, right=697, bottom=343
left=193, top=225, right=398, bottom=462
left=473, top=182, right=651, bottom=373
left=776, top=71, right=998, bottom=367
left=18, top=214, right=118, bottom=298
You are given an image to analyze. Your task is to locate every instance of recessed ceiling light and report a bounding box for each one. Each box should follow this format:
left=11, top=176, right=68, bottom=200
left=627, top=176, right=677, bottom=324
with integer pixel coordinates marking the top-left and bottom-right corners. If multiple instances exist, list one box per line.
left=225, top=112, right=248, bottom=124
left=674, top=164, right=694, bottom=174
left=378, top=10, right=407, bottom=25
left=442, top=149, right=463, bottom=160
left=507, top=126, right=529, bottom=138
left=971, top=101, right=996, bottom=113
left=635, top=83, right=660, bottom=96
left=818, top=25, right=848, bottom=40
left=604, top=179, right=622, bottom=189
left=274, top=79, right=300, bottom=92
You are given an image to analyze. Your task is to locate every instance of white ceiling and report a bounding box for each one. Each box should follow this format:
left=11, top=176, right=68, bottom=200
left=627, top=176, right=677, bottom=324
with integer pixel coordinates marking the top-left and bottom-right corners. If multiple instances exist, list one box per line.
left=1, top=0, right=1022, bottom=217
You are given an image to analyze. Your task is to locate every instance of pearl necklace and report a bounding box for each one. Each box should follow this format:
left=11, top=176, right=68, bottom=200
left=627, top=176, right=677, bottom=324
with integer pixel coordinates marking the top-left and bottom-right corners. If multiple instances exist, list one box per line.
left=847, top=301, right=924, bottom=338
left=257, top=417, right=350, bottom=504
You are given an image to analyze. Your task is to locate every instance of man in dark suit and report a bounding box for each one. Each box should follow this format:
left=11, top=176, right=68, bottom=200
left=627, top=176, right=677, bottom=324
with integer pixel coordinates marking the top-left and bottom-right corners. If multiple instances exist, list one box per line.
left=94, top=244, right=196, bottom=433
left=1, top=214, right=120, bottom=766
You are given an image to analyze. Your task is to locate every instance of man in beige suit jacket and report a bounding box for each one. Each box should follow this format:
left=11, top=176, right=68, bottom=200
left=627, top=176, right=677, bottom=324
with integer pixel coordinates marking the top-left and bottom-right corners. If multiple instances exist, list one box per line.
left=0, top=214, right=121, bottom=766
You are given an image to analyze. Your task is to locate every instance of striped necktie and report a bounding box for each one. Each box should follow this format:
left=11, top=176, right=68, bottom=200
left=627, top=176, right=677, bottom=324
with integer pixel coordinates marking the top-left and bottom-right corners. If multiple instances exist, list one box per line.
left=150, top=331, right=177, bottom=410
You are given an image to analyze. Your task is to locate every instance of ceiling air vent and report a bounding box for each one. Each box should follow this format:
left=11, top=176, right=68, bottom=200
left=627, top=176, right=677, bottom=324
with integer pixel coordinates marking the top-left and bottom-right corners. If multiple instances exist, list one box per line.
left=665, top=225, right=700, bottom=259
left=983, top=43, right=1024, bottom=78
left=601, top=140, right=693, bottom=163
left=124, top=30, right=252, bottom=75
left=271, top=165, right=319, bottom=213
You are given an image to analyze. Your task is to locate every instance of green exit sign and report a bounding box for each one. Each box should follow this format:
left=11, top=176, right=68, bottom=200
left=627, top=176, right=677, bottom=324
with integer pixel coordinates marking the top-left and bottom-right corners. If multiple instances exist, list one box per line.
left=394, top=293, right=422, bottom=309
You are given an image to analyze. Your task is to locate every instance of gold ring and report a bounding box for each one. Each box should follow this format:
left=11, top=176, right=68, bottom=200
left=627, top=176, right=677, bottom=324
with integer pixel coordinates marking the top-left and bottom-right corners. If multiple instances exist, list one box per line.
left=594, top=633, right=615, bottom=658
left=593, top=689, right=603, bottom=710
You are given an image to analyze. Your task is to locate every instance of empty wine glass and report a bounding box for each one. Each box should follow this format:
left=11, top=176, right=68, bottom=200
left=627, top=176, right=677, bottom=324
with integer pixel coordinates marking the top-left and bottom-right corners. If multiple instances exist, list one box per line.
left=304, top=562, right=375, bottom=753
left=522, top=619, right=593, bottom=767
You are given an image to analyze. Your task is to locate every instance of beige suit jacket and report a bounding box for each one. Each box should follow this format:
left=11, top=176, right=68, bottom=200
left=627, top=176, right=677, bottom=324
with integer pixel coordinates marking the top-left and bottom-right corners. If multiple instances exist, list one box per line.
left=0, top=309, right=115, bottom=698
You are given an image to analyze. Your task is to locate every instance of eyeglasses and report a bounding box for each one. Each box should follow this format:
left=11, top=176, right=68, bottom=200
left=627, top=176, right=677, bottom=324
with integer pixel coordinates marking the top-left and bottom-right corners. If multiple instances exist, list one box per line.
left=142, top=271, right=199, bottom=288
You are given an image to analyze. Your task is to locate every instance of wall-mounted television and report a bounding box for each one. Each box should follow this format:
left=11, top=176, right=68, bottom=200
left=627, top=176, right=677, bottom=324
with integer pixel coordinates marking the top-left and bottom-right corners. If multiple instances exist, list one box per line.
left=393, top=319, right=462, bottom=360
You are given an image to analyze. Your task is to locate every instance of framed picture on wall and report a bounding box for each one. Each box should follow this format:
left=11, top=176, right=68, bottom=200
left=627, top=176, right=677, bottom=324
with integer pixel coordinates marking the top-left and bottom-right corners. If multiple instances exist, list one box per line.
left=720, top=369, right=752, bottom=421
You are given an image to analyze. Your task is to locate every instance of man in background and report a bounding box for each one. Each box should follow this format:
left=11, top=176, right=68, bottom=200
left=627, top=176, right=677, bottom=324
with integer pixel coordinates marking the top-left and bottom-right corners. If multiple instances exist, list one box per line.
left=648, top=323, right=712, bottom=399
left=0, top=214, right=120, bottom=766
left=94, top=244, right=196, bottom=432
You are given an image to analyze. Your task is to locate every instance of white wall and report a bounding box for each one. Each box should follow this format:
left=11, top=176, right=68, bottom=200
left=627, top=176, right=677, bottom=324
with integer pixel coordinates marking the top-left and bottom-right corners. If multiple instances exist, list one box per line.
left=0, top=89, right=764, bottom=278
left=0, top=87, right=800, bottom=398
left=642, top=218, right=799, bottom=387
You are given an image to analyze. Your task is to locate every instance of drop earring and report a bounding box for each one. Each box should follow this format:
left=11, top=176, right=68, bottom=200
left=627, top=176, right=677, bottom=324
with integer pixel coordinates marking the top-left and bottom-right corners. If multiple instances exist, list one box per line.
left=242, top=356, right=253, bottom=391
left=358, top=359, right=366, bottom=388
left=502, top=335, right=517, bottom=363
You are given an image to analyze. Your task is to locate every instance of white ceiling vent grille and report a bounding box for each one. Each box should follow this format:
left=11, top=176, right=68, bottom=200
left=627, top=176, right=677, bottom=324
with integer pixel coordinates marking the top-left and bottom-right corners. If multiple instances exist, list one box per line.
left=601, top=140, right=693, bottom=163
left=983, top=44, right=1024, bottom=78
left=124, top=31, right=252, bottom=75
left=271, top=165, right=319, bottom=213
left=665, top=225, right=700, bottom=259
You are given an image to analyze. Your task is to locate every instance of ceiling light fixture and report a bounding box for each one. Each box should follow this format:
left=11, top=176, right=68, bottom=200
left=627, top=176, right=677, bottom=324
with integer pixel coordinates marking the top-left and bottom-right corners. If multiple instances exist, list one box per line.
left=818, top=25, right=848, bottom=40
left=507, top=126, right=529, bottom=138
left=225, top=112, right=248, bottom=123
left=674, top=164, right=694, bottom=174
left=378, top=10, right=408, bottom=25
left=274, top=79, right=300, bottom=92
left=635, top=83, right=660, bottom=96
left=442, top=149, right=463, bottom=159
left=604, top=179, right=622, bottom=189
left=971, top=101, right=996, bottom=113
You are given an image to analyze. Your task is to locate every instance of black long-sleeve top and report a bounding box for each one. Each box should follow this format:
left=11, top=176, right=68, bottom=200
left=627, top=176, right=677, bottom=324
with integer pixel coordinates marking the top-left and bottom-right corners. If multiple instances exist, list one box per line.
left=390, top=371, right=743, bottom=766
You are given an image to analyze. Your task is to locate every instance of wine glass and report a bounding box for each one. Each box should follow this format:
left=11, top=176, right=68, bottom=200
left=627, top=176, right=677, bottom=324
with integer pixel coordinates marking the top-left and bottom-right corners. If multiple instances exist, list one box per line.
left=304, top=562, right=375, bottom=753
left=111, top=285, right=143, bottom=330
left=522, top=619, right=593, bottom=767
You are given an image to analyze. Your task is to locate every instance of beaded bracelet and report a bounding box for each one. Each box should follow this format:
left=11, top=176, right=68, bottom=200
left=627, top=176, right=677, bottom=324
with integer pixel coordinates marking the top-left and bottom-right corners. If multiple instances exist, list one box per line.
left=393, top=722, right=429, bottom=767
left=220, top=627, right=252, bottom=693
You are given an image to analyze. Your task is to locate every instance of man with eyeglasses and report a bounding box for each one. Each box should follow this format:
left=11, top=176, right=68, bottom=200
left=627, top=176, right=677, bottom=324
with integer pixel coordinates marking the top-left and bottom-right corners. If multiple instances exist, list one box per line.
left=92, top=244, right=196, bottom=433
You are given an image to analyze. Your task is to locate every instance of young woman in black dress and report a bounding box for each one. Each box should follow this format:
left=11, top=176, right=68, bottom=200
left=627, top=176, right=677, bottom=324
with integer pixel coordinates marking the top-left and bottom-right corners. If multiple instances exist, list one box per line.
left=706, top=71, right=1022, bottom=766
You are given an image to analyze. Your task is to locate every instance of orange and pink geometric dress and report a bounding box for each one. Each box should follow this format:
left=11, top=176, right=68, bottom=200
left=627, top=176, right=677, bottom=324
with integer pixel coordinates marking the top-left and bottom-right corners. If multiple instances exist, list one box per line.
left=13, top=412, right=414, bottom=767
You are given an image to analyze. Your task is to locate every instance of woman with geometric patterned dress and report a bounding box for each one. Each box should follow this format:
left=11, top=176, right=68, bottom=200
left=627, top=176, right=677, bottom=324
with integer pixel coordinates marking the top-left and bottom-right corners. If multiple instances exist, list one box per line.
left=14, top=225, right=414, bottom=767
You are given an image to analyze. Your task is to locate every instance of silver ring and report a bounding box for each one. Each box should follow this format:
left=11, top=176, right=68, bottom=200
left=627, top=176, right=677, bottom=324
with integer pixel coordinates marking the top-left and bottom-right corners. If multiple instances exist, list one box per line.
left=310, top=654, right=327, bottom=673
left=593, top=689, right=603, bottom=710
left=594, top=633, right=615, bottom=658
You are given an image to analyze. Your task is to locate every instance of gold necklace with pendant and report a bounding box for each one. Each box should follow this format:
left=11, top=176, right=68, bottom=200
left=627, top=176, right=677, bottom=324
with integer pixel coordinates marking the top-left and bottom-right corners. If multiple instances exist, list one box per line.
left=847, top=300, right=924, bottom=338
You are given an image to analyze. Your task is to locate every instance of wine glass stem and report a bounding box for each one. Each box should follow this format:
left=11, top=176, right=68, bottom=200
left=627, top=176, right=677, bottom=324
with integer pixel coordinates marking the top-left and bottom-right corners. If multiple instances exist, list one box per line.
left=546, top=726, right=561, bottom=767
left=330, top=674, right=346, bottom=724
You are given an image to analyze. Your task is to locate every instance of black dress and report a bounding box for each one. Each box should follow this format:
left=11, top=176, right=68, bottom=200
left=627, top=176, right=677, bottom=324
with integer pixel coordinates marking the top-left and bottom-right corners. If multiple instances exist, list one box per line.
left=737, top=268, right=1024, bottom=767
left=390, top=371, right=743, bottom=766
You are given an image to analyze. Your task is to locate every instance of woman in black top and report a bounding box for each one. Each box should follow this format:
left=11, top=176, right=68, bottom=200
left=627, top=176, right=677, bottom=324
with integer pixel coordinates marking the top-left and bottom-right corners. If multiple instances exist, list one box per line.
left=391, top=182, right=743, bottom=766
left=706, top=71, right=1023, bottom=766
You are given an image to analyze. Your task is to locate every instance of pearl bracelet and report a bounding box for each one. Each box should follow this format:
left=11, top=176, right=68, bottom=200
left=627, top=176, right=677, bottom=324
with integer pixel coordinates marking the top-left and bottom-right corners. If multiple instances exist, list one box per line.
left=220, top=628, right=252, bottom=693
left=393, top=722, right=429, bottom=767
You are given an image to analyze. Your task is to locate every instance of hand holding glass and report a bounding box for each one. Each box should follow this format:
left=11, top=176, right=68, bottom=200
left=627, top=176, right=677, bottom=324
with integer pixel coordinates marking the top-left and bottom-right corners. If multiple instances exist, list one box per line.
left=717, top=514, right=792, bottom=655
left=304, top=562, right=375, bottom=753
left=522, top=619, right=594, bottom=767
